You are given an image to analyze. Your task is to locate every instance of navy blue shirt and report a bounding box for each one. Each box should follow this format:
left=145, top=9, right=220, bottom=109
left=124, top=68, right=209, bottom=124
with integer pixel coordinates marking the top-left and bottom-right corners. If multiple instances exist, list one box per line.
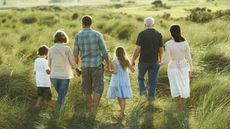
left=136, top=28, right=163, bottom=63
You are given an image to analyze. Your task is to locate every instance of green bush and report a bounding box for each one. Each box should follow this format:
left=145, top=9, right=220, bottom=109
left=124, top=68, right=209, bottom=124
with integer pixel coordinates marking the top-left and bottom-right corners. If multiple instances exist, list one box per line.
left=21, top=16, right=37, bottom=24
left=38, top=15, right=59, bottom=26
left=187, top=7, right=213, bottom=23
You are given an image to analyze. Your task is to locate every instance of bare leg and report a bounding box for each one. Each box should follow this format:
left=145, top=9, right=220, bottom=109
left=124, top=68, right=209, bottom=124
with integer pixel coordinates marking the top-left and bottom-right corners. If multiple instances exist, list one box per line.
left=35, top=96, right=43, bottom=107
left=176, top=96, right=184, bottom=111
left=92, top=92, right=101, bottom=112
left=86, top=95, right=93, bottom=112
left=118, top=98, right=126, bottom=118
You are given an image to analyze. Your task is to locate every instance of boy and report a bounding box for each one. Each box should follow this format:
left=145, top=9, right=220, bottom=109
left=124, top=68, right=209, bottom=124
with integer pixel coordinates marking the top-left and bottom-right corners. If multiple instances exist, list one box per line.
left=34, top=45, right=52, bottom=108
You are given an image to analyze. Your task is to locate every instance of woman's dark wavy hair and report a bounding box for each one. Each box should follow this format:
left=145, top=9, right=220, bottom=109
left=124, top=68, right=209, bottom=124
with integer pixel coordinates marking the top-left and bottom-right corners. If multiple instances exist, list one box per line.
left=170, top=24, right=185, bottom=42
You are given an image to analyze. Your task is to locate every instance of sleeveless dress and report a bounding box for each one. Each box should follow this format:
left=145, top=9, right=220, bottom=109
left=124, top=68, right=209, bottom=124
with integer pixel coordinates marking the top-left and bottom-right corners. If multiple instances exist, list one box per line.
left=107, top=59, right=132, bottom=99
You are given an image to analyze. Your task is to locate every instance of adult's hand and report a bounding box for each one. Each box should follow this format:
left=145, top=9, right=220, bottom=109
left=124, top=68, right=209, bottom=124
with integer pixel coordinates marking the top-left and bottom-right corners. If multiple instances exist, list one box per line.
left=131, top=60, right=135, bottom=66
left=189, top=71, right=192, bottom=78
left=76, top=68, right=81, bottom=77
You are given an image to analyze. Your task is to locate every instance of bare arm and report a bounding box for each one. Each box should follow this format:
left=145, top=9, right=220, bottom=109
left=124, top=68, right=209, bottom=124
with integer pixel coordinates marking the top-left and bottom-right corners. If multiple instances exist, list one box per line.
left=127, top=60, right=135, bottom=73
left=108, top=61, right=116, bottom=74
left=185, top=42, right=193, bottom=77
left=104, top=55, right=110, bottom=71
left=131, top=46, right=141, bottom=66
left=159, top=47, right=164, bottom=63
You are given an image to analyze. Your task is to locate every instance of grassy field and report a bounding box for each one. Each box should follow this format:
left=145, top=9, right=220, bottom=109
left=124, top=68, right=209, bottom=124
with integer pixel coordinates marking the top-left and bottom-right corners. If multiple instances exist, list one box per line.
left=0, top=0, right=230, bottom=129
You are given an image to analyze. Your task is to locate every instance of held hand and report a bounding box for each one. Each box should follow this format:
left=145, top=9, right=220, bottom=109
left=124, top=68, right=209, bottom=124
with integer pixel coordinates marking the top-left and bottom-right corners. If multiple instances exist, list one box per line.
left=189, top=71, right=192, bottom=78
left=131, top=60, right=135, bottom=66
left=130, top=67, right=135, bottom=73
left=104, top=65, right=109, bottom=72
left=76, top=68, right=81, bottom=77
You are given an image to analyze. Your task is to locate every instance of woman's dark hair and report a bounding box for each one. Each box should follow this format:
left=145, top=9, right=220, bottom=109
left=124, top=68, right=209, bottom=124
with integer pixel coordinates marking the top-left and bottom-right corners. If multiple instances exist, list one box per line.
left=38, top=45, right=48, bottom=56
left=54, top=30, right=69, bottom=43
left=170, top=24, right=185, bottom=42
left=82, top=15, right=92, bottom=26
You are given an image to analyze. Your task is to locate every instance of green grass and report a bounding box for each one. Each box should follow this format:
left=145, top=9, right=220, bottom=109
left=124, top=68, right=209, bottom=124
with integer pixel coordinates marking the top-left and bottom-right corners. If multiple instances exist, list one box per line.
left=0, top=1, right=230, bottom=129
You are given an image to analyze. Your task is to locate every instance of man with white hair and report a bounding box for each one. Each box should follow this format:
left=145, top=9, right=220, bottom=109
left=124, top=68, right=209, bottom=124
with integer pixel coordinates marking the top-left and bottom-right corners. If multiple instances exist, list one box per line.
left=131, top=17, right=164, bottom=101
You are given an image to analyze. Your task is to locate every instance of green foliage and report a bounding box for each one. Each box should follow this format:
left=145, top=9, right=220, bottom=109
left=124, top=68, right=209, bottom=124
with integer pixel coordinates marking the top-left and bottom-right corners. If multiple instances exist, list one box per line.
left=0, top=5, right=230, bottom=129
left=0, top=97, right=30, bottom=129
left=187, top=8, right=230, bottom=23
left=71, top=13, right=79, bottom=20
left=21, top=16, right=37, bottom=24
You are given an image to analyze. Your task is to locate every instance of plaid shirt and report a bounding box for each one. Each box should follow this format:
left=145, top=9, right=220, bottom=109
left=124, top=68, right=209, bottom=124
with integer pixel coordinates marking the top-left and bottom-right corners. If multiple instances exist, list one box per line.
left=74, top=28, right=108, bottom=68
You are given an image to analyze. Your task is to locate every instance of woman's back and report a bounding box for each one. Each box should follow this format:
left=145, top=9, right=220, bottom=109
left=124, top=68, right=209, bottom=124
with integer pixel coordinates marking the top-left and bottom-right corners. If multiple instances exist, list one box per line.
left=164, top=39, right=192, bottom=70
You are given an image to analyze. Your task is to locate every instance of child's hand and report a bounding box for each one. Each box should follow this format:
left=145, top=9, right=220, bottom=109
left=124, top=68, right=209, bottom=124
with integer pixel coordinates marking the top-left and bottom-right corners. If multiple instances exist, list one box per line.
left=76, top=68, right=81, bottom=77
left=130, top=66, right=135, bottom=73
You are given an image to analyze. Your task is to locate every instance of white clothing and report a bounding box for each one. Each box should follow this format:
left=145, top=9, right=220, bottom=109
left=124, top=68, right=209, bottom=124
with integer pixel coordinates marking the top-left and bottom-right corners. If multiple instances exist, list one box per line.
left=48, top=43, right=77, bottom=79
left=34, top=58, right=51, bottom=87
left=163, top=40, right=192, bottom=70
left=163, top=39, right=192, bottom=98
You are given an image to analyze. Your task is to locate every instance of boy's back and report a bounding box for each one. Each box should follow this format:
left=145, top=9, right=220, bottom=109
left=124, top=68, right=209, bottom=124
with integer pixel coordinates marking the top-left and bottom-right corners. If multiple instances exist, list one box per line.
left=34, top=57, right=51, bottom=87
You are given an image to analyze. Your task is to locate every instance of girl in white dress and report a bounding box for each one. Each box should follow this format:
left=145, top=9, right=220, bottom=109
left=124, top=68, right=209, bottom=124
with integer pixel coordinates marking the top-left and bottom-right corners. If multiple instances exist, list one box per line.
left=107, top=46, right=134, bottom=119
left=162, top=24, right=192, bottom=111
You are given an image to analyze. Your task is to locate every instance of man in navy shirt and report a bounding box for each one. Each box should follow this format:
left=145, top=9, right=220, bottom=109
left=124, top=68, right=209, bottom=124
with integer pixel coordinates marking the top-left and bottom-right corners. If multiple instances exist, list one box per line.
left=131, top=17, right=164, bottom=101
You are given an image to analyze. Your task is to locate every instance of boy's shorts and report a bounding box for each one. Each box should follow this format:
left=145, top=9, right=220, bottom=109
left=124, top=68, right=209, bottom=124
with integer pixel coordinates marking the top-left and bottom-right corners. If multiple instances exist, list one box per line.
left=37, top=87, right=52, bottom=101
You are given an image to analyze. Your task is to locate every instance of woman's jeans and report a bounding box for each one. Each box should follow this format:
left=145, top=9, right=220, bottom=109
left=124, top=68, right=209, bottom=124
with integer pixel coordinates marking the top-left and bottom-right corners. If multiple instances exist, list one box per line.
left=138, top=62, right=160, bottom=101
left=50, top=78, right=70, bottom=110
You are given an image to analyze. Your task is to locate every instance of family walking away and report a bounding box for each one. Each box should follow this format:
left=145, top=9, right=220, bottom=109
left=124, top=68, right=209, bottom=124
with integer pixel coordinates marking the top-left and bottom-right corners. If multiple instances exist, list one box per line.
left=33, top=15, right=192, bottom=117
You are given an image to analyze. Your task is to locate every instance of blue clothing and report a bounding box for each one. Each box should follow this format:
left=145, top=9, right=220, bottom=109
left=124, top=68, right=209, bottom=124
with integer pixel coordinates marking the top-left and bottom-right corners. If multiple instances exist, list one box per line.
left=74, top=28, right=108, bottom=68
left=107, top=59, right=132, bottom=99
left=50, top=78, right=70, bottom=110
left=138, top=62, right=160, bottom=100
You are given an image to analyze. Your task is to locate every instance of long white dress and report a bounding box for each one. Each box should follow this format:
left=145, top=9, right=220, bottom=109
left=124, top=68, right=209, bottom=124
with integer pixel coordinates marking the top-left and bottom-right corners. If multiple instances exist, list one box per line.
left=163, top=40, right=192, bottom=98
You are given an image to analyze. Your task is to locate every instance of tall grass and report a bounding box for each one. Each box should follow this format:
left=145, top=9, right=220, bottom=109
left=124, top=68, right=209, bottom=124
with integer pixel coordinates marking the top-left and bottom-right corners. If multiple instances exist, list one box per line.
left=0, top=5, right=229, bottom=129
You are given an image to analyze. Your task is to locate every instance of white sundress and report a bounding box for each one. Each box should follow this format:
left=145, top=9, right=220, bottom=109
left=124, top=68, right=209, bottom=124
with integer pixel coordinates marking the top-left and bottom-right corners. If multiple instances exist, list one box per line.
left=107, top=59, right=132, bottom=99
left=163, top=40, right=192, bottom=98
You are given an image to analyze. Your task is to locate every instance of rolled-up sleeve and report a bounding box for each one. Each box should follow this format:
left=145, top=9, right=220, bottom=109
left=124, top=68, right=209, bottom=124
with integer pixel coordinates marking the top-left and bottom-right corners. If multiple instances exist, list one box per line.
left=48, top=49, right=51, bottom=68
left=98, top=33, right=108, bottom=59
left=73, top=35, right=79, bottom=56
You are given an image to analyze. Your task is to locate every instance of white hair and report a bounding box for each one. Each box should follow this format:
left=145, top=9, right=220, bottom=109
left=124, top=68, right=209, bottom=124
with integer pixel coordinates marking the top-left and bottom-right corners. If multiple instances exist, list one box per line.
left=144, top=17, right=155, bottom=27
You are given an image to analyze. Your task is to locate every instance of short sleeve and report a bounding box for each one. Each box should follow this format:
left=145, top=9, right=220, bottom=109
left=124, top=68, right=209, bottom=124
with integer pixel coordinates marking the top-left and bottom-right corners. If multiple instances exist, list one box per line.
left=44, top=60, right=49, bottom=70
left=159, top=33, right=163, bottom=47
left=73, top=35, right=79, bottom=56
left=34, top=60, right=37, bottom=72
left=136, top=33, right=142, bottom=46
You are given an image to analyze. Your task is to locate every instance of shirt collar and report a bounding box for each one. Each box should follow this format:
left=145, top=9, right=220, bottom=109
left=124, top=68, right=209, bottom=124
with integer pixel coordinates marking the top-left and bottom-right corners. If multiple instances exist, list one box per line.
left=83, top=28, right=92, bottom=31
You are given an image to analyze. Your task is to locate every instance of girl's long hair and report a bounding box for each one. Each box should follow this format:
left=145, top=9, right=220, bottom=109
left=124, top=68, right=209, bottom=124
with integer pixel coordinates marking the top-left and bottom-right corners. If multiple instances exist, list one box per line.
left=115, top=46, right=129, bottom=70
left=170, top=24, right=185, bottom=42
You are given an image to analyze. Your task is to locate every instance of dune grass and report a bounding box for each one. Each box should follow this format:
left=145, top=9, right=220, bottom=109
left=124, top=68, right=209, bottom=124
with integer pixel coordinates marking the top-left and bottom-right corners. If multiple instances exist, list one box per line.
left=0, top=3, right=229, bottom=129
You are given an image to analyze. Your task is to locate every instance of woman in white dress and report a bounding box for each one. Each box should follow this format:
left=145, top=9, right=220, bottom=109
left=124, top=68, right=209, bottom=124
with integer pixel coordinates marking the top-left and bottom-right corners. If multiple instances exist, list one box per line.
left=162, top=24, right=192, bottom=111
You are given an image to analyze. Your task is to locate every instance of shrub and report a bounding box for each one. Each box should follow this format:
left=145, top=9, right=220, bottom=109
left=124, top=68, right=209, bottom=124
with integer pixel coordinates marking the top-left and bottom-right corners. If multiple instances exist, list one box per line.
left=201, top=48, right=230, bottom=73
left=152, top=0, right=163, bottom=7
left=162, top=12, right=170, bottom=19
left=187, top=7, right=213, bottom=23
left=72, top=13, right=79, bottom=20
left=21, top=16, right=37, bottom=24
left=114, top=4, right=124, bottom=8
left=20, top=34, right=30, bottom=42
left=31, top=6, right=62, bottom=11
left=38, top=16, right=59, bottom=26
left=0, top=97, right=29, bottom=129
